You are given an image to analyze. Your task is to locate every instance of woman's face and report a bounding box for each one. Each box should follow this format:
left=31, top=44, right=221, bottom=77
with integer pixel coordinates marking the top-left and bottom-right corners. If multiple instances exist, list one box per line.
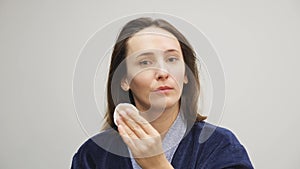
left=121, top=27, right=188, bottom=112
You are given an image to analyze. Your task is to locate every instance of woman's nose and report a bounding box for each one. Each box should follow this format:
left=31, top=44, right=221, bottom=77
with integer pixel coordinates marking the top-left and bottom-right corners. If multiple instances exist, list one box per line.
left=155, top=68, right=169, bottom=81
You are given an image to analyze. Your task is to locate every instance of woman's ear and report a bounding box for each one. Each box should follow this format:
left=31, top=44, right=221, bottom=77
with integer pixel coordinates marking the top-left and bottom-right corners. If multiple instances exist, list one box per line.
left=121, top=77, right=130, bottom=91
left=184, top=74, right=188, bottom=84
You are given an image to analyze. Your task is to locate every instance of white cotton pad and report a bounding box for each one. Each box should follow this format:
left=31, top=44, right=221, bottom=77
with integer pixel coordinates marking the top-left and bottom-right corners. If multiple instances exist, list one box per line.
left=114, top=103, right=139, bottom=126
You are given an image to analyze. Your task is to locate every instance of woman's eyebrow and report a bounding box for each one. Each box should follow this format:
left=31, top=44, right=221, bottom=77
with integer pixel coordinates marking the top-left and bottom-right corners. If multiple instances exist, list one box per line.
left=164, top=49, right=180, bottom=54
left=134, top=49, right=180, bottom=58
left=135, top=52, right=155, bottom=58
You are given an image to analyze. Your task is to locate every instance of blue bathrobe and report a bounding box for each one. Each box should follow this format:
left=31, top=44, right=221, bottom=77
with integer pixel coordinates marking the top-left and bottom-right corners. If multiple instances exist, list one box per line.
left=71, top=121, right=253, bottom=169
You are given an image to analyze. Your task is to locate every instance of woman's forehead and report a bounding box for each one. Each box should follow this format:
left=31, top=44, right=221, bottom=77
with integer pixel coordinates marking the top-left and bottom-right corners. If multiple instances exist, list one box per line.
left=134, top=27, right=177, bottom=39
left=126, top=27, right=181, bottom=56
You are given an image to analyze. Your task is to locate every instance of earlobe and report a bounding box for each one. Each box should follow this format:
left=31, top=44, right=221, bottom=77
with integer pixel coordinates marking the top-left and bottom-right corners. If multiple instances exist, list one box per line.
left=121, top=77, right=130, bottom=91
left=184, top=75, right=188, bottom=84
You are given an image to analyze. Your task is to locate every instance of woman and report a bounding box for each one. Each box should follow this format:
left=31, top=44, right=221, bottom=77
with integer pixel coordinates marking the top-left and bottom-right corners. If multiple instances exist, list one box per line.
left=71, top=17, right=253, bottom=169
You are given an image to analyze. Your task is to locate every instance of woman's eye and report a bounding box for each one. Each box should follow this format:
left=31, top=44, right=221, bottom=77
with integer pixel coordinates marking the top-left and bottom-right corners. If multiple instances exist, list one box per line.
left=167, top=57, right=179, bottom=62
left=139, top=60, right=152, bottom=65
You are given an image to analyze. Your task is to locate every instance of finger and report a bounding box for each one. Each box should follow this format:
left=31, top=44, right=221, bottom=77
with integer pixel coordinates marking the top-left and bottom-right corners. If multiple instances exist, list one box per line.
left=125, top=108, right=159, bottom=136
left=117, top=124, right=137, bottom=150
left=117, top=116, right=139, bottom=140
left=119, top=110, right=148, bottom=138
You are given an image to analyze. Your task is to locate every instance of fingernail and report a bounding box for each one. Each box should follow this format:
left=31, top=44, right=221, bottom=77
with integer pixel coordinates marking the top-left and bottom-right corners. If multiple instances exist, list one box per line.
left=126, top=108, right=135, bottom=114
left=119, top=110, right=126, bottom=116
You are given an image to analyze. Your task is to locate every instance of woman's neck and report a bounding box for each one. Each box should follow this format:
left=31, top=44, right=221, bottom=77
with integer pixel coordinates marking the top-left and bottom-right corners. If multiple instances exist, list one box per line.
left=149, top=103, right=180, bottom=137
left=135, top=101, right=180, bottom=137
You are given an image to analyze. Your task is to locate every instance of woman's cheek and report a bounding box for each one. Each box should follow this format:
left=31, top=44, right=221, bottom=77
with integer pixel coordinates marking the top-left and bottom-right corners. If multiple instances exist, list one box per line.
left=130, top=70, right=154, bottom=89
left=169, top=68, right=186, bottom=86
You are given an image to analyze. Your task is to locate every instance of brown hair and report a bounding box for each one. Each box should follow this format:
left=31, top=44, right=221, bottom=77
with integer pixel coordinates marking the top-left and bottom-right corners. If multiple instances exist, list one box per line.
left=103, top=17, right=206, bottom=130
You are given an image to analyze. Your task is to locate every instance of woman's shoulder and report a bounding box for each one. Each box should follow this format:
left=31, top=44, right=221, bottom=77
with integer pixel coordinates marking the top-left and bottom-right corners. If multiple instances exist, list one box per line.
left=75, top=128, right=129, bottom=155
left=181, top=121, right=254, bottom=168
left=71, top=129, right=130, bottom=168
left=75, top=129, right=114, bottom=149
left=190, top=121, right=243, bottom=146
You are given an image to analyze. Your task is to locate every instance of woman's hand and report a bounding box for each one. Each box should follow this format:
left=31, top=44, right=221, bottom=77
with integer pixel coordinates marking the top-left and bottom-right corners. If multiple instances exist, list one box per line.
left=116, top=107, right=173, bottom=169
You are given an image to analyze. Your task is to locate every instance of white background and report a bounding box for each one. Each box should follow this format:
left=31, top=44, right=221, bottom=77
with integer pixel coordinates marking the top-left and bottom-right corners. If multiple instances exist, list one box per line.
left=1, top=0, right=299, bottom=168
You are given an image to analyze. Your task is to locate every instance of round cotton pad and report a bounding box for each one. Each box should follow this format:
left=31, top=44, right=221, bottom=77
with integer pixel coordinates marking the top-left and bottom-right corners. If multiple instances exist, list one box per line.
left=114, top=103, right=139, bottom=126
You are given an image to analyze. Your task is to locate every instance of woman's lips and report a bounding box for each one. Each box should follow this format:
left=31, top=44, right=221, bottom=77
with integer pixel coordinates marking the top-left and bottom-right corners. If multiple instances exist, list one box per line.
left=154, top=86, right=173, bottom=93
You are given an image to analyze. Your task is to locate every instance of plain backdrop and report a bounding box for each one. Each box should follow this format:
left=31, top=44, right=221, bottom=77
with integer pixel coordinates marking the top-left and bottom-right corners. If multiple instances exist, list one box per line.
left=1, top=0, right=299, bottom=168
